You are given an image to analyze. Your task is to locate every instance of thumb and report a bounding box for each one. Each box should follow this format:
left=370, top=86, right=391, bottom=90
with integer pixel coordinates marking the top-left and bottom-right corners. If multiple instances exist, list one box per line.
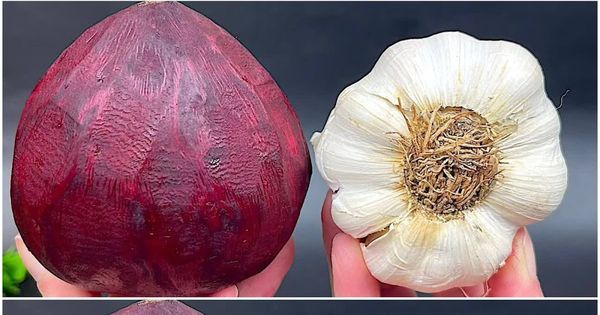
left=331, top=233, right=380, bottom=297
left=487, top=227, right=543, bottom=297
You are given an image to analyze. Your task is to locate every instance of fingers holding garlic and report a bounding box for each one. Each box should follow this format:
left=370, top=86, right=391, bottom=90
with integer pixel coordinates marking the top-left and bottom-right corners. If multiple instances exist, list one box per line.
left=312, top=31, right=567, bottom=293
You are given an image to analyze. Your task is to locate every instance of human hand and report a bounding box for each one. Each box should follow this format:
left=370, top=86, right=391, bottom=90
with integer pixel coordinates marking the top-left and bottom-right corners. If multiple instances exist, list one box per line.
left=15, top=235, right=295, bottom=297
left=321, top=190, right=544, bottom=297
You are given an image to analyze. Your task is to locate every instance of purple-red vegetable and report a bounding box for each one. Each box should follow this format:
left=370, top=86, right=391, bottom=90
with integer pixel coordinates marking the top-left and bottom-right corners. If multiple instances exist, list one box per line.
left=112, top=301, right=203, bottom=315
left=11, top=2, right=310, bottom=296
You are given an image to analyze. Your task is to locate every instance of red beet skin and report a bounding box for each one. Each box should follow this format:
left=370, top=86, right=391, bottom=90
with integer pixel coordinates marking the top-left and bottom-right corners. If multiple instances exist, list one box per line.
left=112, top=301, right=203, bottom=315
left=11, top=2, right=310, bottom=296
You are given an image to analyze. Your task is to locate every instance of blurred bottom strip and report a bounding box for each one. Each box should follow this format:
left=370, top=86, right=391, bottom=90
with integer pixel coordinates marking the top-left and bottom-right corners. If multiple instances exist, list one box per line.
left=2, top=299, right=597, bottom=315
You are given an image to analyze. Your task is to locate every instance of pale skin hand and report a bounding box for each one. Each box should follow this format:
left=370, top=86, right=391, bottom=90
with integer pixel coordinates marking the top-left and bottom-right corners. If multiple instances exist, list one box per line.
left=321, top=190, right=544, bottom=297
left=15, top=235, right=295, bottom=297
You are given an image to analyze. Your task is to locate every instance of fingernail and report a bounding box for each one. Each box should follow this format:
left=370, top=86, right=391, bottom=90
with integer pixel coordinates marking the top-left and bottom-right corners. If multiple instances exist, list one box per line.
left=522, top=230, right=537, bottom=276
left=210, top=285, right=238, bottom=297
left=517, top=228, right=537, bottom=279
left=467, top=283, right=486, bottom=297
left=15, top=235, right=24, bottom=249
left=331, top=233, right=344, bottom=258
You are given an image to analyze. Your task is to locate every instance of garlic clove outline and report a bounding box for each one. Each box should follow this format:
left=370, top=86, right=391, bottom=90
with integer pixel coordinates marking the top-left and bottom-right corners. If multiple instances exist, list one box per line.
left=331, top=187, right=410, bottom=238
left=357, top=32, right=547, bottom=123
left=486, top=141, right=567, bottom=226
left=363, top=203, right=517, bottom=293
left=310, top=90, right=408, bottom=191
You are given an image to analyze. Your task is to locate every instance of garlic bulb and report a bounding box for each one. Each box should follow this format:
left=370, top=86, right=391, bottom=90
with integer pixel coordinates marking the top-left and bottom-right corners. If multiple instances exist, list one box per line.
left=311, top=31, right=567, bottom=293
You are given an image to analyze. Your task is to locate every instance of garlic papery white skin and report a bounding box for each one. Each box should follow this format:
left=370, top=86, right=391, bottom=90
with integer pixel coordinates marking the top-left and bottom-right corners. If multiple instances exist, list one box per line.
left=311, top=31, right=567, bottom=293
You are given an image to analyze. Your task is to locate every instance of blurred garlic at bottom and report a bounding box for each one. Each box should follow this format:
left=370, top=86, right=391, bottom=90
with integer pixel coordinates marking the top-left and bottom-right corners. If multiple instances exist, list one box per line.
left=311, top=31, right=567, bottom=293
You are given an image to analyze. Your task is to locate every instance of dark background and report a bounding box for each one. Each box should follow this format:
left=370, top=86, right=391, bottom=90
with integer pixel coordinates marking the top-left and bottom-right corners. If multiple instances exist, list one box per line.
left=3, top=300, right=597, bottom=315
left=3, top=2, right=597, bottom=297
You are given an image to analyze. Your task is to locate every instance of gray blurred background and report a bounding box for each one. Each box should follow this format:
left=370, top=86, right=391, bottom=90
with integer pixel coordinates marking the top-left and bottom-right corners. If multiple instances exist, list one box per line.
left=3, top=2, right=597, bottom=297
left=3, top=300, right=597, bottom=315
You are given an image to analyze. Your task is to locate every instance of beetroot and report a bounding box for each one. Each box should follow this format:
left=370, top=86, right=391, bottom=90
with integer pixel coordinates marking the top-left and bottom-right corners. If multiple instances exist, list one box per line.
left=112, top=301, right=202, bottom=315
left=11, top=2, right=310, bottom=296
